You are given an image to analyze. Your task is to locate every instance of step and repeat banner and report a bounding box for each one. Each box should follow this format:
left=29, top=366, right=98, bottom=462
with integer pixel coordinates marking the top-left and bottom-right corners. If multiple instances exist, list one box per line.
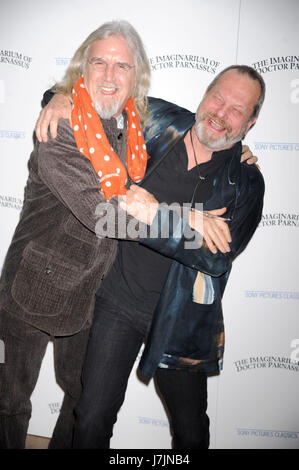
left=0, top=0, right=298, bottom=449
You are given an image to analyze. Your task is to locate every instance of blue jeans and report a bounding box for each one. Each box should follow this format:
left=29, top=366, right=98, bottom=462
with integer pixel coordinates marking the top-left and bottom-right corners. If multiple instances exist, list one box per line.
left=73, top=294, right=209, bottom=449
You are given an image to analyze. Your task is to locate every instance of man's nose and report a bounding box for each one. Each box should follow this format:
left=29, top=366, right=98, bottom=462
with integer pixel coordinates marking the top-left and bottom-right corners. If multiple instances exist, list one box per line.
left=104, top=63, right=116, bottom=81
left=214, top=104, right=228, bottom=120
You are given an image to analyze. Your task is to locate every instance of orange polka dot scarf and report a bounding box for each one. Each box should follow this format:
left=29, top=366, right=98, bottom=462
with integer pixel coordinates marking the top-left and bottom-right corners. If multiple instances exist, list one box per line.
left=71, top=76, right=148, bottom=200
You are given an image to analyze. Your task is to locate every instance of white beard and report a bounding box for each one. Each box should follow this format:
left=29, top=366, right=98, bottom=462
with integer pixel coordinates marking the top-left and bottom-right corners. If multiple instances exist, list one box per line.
left=93, top=98, right=121, bottom=120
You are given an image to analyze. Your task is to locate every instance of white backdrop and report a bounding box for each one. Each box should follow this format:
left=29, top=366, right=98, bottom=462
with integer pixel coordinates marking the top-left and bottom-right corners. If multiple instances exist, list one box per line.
left=0, top=0, right=299, bottom=449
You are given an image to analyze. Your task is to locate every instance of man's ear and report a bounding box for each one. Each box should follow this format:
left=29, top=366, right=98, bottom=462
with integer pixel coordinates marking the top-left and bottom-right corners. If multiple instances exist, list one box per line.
left=245, top=116, right=258, bottom=135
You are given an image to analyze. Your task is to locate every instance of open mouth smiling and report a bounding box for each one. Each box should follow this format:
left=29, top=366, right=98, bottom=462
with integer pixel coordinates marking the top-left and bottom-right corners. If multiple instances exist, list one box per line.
left=207, top=116, right=227, bottom=133
left=96, top=83, right=120, bottom=96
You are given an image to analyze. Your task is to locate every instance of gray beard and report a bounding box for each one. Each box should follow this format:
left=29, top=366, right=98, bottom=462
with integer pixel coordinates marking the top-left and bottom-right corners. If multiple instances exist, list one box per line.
left=194, top=119, right=244, bottom=150
left=93, top=99, right=121, bottom=120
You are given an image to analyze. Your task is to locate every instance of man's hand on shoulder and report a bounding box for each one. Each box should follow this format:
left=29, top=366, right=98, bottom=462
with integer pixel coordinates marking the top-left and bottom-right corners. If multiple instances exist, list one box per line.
left=35, top=94, right=72, bottom=143
left=241, top=144, right=260, bottom=169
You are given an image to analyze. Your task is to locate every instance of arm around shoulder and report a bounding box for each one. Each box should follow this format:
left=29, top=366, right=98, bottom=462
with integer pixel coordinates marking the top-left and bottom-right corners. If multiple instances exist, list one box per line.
left=38, top=119, right=142, bottom=239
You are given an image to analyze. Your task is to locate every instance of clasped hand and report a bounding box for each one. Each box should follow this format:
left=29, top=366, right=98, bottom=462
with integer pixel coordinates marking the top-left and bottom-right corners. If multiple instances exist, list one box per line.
left=189, top=207, right=232, bottom=254
left=120, top=185, right=159, bottom=225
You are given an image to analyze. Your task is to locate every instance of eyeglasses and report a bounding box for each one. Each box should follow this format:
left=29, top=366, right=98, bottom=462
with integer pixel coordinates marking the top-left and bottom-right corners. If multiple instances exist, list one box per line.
left=88, top=58, right=135, bottom=76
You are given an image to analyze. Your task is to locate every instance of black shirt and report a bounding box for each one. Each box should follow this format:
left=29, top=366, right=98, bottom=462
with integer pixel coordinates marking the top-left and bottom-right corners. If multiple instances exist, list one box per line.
left=100, top=136, right=232, bottom=317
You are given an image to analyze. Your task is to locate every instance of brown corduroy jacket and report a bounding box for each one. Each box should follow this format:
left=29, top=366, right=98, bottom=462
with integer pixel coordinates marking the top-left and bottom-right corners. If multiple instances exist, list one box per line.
left=0, top=119, right=132, bottom=336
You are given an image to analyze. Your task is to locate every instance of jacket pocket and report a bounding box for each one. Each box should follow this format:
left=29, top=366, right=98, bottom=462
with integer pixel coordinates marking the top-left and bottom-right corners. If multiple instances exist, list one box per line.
left=11, top=241, right=83, bottom=317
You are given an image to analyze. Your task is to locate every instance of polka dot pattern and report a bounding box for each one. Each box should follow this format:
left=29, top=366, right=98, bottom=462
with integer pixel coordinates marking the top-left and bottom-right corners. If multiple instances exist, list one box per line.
left=71, top=76, right=148, bottom=200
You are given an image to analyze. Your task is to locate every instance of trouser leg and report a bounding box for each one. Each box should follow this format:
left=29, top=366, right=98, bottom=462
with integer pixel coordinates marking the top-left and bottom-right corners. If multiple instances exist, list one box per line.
left=73, top=295, right=145, bottom=449
left=155, top=368, right=210, bottom=449
left=48, top=326, right=90, bottom=449
left=0, top=309, right=48, bottom=449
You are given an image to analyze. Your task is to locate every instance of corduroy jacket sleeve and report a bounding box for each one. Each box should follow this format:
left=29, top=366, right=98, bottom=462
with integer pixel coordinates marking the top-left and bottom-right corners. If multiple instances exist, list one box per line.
left=38, top=119, right=145, bottom=240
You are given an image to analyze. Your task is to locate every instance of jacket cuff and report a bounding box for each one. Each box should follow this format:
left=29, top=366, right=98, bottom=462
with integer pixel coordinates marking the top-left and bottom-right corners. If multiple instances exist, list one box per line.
left=42, top=89, right=55, bottom=108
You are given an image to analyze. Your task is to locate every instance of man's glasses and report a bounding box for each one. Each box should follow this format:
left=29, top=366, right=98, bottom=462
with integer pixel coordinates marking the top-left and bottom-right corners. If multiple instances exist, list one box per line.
left=88, top=58, right=135, bottom=76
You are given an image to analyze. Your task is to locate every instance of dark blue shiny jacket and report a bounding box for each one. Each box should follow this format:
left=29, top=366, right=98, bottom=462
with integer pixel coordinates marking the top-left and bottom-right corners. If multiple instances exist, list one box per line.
left=138, top=97, right=265, bottom=379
